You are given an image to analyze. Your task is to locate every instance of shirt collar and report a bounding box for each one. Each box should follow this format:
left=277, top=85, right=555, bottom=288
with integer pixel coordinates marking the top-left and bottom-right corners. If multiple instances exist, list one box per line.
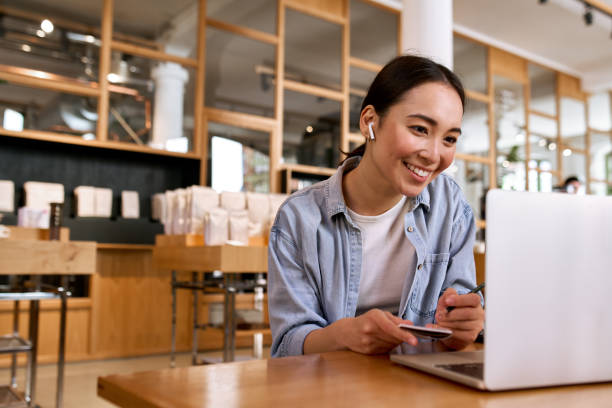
left=325, top=156, right=431, bottom=218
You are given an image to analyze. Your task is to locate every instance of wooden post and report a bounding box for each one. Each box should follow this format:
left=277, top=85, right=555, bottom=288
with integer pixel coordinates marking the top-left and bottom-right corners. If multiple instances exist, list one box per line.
left=195, top=0, right=206, bottom=180
left=96, top=0, right=113, bottom=142
left=271, top=1, right=286, bottom=193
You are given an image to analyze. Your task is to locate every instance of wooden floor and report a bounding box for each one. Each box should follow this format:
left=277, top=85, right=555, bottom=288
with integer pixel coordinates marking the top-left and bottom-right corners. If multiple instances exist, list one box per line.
left=0, top=348, right=271, bottom=408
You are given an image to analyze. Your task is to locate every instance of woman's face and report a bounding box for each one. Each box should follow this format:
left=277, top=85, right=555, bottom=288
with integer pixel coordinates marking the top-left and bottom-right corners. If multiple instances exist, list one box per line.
left=364, top=82, right=463, bottom=198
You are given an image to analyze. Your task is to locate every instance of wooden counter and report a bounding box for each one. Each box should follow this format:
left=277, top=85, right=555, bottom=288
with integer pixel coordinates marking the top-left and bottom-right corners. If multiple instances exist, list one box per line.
left=0, top=239, right=96, bottom=275
left=152, top=245, right=268, bottom=272
left=98, top=350, right=612, bottom=408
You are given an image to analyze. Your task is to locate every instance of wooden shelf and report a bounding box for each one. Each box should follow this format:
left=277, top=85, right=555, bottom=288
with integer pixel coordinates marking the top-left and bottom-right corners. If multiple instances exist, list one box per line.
left=0, top=240, right=96, bottom=275
left=0, top=128, right=201, bottom=160
left=111, top=41, right=198, bottom=68
left=153, top=245, right=268, bottom=273
left=96, top=243, right=154, bottom=251
left=349, top=57, right=383, bottom=73
left=206, top=18, right=278, bottom=45
left=281, top=163, right=336, bottom=176
left=0, top=64, right=100, bottom=98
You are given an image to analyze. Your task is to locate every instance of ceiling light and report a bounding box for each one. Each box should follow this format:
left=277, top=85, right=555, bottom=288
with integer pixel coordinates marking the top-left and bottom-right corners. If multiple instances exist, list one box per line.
left=502, top=160, right=510, bottom=168
left=547, top=142, right=557, bottom=151
left=538, top=138, right=547, bottom=147
left=562, top=148, right=572, bottom=157
left=305, top=125, right=313, bottom=133
left=36, top=30, right=45, bottom=38
left=584, top=5, right=593, bottom=26
left=41, top=19, right=54, bottom=34
left=21, top=44, right=31, bottom=52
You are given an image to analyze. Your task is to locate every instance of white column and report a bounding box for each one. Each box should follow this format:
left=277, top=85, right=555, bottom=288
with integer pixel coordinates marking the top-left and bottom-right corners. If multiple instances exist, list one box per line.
left=150, top=62, right=189, bottom=150
left=401, top=0, right=454, bottom=69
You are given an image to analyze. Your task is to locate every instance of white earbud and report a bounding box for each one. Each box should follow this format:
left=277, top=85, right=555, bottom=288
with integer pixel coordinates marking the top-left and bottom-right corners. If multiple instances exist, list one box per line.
left=368, top=122, right=375, bottom=141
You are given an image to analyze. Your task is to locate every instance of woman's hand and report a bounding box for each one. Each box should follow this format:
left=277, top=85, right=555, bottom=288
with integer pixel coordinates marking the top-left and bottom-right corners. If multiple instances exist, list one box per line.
left=429, top=288, right=484, bottom=350
left=333, top=309, right=418, bottom=354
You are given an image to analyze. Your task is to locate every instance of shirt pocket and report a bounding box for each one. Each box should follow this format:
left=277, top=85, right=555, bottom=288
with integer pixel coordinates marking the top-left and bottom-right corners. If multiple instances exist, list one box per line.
left=409, top=253, right=450, bottom=319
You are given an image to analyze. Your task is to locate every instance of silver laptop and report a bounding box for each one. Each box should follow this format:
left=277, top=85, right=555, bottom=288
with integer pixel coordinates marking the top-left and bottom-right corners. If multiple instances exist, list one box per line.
left=391, top=189, right=612, bottom=391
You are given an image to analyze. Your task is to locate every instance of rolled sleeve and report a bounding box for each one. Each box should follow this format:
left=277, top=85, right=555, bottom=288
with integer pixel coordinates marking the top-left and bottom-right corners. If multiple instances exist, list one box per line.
left=443, top=202, right=480, bottom=301
left=268, top=227, right=327, bottom=358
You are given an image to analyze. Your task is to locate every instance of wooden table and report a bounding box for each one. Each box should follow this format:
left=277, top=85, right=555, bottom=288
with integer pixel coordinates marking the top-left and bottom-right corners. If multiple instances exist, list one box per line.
left=0, top=237, right=96, bottom=408
left=152, top=245, right=268, bottom=364
left=98, top=349, right=612, bottom=408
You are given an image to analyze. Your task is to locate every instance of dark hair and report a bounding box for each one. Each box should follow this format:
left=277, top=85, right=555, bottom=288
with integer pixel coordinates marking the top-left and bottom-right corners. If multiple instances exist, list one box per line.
left=563, top=176, right=580, bottom=187
left=343, top=55, right=466, bottom=162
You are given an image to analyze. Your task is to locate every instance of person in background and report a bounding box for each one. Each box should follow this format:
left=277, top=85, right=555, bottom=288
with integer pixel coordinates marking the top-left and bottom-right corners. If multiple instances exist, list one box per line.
left=267, top=55, right=484, bottom=358
left=562, top=176, right=582, bottom=194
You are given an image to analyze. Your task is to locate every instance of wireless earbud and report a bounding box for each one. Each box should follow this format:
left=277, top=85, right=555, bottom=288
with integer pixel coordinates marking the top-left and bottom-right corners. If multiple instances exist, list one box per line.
left=368, top=122, right=375, bottom=141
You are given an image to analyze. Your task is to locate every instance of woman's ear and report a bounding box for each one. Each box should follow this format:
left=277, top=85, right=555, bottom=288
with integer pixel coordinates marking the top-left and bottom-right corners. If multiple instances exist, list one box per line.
left=359, top=105, right=377, bottom=141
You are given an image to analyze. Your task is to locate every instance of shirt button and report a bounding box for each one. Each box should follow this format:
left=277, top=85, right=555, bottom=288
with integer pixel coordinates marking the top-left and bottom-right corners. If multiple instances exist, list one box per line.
left=417, top=264, right=423, bottom=270
left=407, top=226, right=414, bottom=232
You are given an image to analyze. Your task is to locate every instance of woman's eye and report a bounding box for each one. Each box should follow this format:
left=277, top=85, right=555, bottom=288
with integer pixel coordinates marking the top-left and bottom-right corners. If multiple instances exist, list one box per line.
left=444, top=136, right=458, bottom=144
left=411, top=126, right=428, bottom=135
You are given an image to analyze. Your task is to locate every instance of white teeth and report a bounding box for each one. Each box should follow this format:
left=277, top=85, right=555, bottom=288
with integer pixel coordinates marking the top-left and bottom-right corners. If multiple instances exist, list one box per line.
left=405, top=163, right=431, bottom=178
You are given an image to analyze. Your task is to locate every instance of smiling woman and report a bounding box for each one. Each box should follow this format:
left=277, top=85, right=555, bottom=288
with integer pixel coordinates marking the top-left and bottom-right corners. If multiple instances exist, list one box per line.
left=268, top=55, right=485, bottom=358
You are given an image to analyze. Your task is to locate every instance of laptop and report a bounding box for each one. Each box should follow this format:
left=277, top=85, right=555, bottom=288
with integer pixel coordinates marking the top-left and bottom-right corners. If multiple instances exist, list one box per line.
left=391, top=189, right=612, bottom=391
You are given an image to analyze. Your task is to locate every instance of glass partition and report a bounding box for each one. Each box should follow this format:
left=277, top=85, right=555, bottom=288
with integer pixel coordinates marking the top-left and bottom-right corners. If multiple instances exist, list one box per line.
left=590, top=181, right=611, bottom=196
left=528, top=64, right=556, bottom=116
left=350, top=0, right=398, bottom=66
left=453, top=36, right=487, bottom=95
left=560, top=97, right=586, bottom=150
left=207, top=0, right=277, bottom=34
left=349, top=66, right=376, bottom=133
left=588, top=92, right=611, bottom=131
left=113, top=0, right=199, bottom=57
left=528, top=162, right=555, bottom=193
left=494, top=75, right=526, bottom=190
left=458, top=98, right=489, bottom=157
left=285, top=9, right=342, bottom=89
left=0, top=82, right=98, bottom=138
left=207, top=122, right=270, bottom=192
left=283, top=90, right=341, bottom=168
left=590, top=131, right=612, bottom=181
left=205, top=27, right=276, bottom=117
left=107, top=52, right=195, bottom=151
left=528, top=114, right=558, bottom=171
left=445, top=160, right=489, bottom=220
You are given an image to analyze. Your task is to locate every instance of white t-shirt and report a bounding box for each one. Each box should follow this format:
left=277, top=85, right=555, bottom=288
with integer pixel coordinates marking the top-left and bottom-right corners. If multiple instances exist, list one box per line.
left=348, top=196, right=417, bottom=316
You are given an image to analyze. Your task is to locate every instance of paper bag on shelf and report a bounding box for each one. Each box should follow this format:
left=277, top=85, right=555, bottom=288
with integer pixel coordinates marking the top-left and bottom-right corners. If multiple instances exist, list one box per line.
left=0, top=180, right=15, bottom=213
left=121, top=190, right=140, bottom=219
left=204, top=207, right=228, bottom=246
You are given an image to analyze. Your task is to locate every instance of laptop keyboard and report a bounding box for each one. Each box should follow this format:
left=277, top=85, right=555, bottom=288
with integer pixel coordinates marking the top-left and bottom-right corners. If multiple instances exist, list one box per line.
left=435, top=363, right=484, bottom=379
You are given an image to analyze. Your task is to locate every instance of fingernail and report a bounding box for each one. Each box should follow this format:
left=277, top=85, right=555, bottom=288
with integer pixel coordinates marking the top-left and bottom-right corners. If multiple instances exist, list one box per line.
left=446, top=296, right=455, bottom=305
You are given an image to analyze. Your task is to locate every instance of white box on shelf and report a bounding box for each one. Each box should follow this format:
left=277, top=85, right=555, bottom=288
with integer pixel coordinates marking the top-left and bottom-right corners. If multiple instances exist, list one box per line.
left=95, top=188, right=113, bottom=218
left=121, top=191, right=140, bottom=219
left=74, top=186, right=96, bottom=217
left=23, top=181, right=64, bottom=210
left=0, top=180, right=14, bottom=212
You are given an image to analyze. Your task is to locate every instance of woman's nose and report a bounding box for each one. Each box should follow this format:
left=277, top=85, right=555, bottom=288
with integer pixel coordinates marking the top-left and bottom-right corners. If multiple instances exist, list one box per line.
left=417, top=139, right=439, bottom=163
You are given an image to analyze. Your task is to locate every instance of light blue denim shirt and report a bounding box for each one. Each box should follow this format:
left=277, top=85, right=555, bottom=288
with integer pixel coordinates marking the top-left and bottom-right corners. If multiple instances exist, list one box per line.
left=268, top=156, right=477, bottom=358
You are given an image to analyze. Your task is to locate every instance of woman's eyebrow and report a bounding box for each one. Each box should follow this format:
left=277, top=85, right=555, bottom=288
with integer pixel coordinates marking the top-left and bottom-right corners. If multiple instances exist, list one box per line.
left=407, top=114, right=462, bottom=134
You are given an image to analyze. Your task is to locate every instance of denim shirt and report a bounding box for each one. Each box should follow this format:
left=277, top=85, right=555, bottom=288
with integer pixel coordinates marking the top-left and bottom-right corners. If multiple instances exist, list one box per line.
left=268, top=157, right=477, bottom=358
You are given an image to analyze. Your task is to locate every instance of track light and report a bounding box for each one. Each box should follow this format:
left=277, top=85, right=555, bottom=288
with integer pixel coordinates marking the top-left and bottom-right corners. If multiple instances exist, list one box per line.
left=584, top=5, right=594, bottom=25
